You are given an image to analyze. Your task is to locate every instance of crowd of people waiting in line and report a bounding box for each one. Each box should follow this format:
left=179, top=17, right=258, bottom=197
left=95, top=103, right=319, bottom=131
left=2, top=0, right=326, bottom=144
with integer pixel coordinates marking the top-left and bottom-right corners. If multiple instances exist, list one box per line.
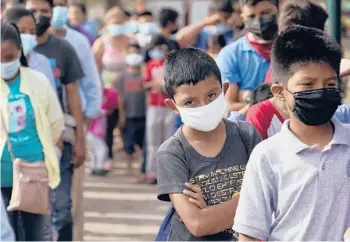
left=0, top=0, right=350, bottom=241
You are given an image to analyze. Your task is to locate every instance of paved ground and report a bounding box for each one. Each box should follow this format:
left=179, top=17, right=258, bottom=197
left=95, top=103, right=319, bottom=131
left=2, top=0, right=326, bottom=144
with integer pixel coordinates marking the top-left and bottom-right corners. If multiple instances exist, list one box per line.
left=83, top=152, right=168, bottom=241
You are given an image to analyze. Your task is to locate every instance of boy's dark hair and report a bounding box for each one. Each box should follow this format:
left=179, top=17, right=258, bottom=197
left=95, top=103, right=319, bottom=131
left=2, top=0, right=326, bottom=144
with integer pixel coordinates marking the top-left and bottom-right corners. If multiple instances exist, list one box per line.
left=1, top=23, right=28, bottom=67
left=164, top=48, right=222, bottom=98
left=209, top=0, right=234, bottom=14
left=138, top=10, right=153, bottom=17
left=271, top=25, right=342, bottom=85
left=158, top=8, right=178, bottom=28
left=251, top=83, right=273, bottom=105
left=278, top=0, right=328, bottom=32
left=207, top=34, right=226, bottom=49
left=2, top=6, right=36, bottom=24
left=70, top=3, right=87, bottom=15
left=240, top=0, right=276, bottom=6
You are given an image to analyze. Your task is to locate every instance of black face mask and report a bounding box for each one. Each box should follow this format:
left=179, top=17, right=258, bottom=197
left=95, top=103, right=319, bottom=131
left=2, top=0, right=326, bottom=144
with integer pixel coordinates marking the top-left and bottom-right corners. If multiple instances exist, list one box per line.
left=289, top=88, right=341, bottom=126
left=245, top=14, right=278, bottom=40
left=36, top=16, right=51, bottom=37
left=171, top=27, right=178, bottom=35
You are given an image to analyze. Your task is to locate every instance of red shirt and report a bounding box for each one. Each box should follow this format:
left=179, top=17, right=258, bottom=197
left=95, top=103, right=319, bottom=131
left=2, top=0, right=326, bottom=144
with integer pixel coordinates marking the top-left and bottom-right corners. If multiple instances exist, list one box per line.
left=246, top=99, right=285, bottom=140
left=264, top=66, right=272, bottom=83
left=145, top=59, right=168, bottom=107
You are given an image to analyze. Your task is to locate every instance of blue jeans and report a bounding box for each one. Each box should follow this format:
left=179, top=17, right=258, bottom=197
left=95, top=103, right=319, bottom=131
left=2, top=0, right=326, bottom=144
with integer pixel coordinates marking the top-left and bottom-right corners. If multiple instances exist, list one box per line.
left=1, top=187, right=50, bottom=241
left=49, top=142, right=73, bottom=241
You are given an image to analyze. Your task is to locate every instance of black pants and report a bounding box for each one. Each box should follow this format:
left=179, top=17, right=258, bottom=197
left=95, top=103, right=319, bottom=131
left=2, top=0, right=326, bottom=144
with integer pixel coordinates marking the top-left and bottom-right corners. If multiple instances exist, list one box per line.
left=105, top=109, right=119, bottom=159
left=1, top=187, right=49, bottom=241
left=122, top=117, right=146, bottom=155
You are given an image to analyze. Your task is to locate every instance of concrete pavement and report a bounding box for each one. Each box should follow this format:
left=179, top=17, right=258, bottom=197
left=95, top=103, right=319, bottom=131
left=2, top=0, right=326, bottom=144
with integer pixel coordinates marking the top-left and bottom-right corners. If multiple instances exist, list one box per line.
left=83, top=156, right=168, bottom=241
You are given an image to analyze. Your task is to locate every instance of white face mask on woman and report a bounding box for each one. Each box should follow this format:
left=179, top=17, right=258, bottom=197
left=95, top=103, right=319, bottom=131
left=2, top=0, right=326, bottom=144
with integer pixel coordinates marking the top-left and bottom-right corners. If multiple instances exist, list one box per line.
left=1, top=58, right=21, bottom=80
left=176, top=92, right=227, bottom=132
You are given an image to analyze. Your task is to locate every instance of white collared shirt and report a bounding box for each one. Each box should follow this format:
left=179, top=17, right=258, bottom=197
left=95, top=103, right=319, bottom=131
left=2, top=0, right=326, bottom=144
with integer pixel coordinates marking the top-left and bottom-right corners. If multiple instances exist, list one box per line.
left=234, top=118, right=350, bottom=240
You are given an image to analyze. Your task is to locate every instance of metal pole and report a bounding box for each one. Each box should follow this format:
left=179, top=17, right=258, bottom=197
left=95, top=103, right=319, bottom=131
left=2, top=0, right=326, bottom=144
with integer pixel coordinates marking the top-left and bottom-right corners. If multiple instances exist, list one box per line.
left=327, top=0, right=342, bottom=44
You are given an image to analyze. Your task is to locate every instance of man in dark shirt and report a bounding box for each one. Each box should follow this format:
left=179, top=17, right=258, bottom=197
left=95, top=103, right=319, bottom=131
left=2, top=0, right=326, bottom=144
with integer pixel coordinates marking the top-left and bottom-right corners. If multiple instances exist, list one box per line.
left=25, top=0, right=85, bottom=241
left=155, top=8, right=180, bottom=51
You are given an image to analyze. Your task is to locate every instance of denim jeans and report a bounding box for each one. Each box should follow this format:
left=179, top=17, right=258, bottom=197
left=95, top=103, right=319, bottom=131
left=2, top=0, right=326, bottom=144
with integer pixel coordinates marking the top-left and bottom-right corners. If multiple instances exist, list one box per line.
left=1, top=187, right=50, bottom=241
left=49, top=142, right=74, bottom=241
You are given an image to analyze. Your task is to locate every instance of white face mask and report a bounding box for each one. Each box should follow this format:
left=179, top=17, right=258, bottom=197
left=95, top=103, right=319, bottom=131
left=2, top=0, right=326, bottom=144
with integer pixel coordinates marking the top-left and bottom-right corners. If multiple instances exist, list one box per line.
left=126, top=53, right=144, bottom=66
left=176, top=92, right=227, bottom=132
left=20, top=34, right=38, bottom=56
left=1, top=59, right=21, bottom=80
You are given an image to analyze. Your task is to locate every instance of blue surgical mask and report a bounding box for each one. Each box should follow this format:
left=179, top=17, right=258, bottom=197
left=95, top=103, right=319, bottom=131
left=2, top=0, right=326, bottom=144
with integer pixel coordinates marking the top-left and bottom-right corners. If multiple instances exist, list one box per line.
left=204, top=24, right=231, bottom=34
left=149, top=49, right=165, bottom=60
left=51, top=6, right=68, bottom=29
left=1, top=59, right=21, bottom=80
left=216, top=24, right=231, bottom=34
left=124, top=21, right=139, bottom=34
left=138, top=22, right=158, bottom=35
left=106, top=24, right=125, bottom=36
left=20, top=34, right=38, bottom=56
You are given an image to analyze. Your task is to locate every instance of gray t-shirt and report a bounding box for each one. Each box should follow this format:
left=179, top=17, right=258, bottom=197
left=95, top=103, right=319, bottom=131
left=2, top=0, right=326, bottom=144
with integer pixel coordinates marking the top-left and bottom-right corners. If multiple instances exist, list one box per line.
left=35, top=34, right=84, bottom=110
left=116, top=72, right=146, bottom=118
left=157, top=120, right=262, bottom=241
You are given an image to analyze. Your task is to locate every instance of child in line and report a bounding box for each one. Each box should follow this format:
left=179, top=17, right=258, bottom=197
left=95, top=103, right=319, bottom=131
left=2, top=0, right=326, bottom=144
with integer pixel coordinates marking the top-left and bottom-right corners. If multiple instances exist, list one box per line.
left=234, top=25, right=350, bottom=241
left=156, top=48, right=261, bottom=241
left=144, top=36, right=176, bottom=183
left=246, top=0, right=350, bottom=140
left=116, top=43, right=146, bottom=170
left=87, top=87, right=118, bottom=176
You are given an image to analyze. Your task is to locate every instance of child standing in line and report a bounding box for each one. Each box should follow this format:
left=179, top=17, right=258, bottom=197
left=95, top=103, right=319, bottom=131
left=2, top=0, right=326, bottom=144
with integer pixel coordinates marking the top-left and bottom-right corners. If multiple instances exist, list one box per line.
left=116, top=43, right=147, bottom=170
left=156, top=48, right=262, bottom=241
left=234, top=26, right=350, bottom=241
left=144, top=36, right=176, bottom=183
left=87, top=87, right=118, bottom=176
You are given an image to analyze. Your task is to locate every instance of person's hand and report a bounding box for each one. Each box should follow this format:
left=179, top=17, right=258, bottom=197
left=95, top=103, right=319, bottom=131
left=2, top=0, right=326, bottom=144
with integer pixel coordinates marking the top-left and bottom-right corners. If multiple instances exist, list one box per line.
left=56, top=137, right=64, bottom=152
left=183, top=182, right=207, bottom=209
left=118, top=115, right=126, bottom=129
left=344, top=228, right=350, bottom=241
left=204, top=13, right=222, bottom=26
left=72, top=138, right=86, bottom=168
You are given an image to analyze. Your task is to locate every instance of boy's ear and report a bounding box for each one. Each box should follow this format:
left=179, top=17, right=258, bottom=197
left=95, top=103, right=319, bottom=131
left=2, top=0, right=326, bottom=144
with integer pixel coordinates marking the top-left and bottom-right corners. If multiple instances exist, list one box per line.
left=223, top=82, right=230, bottom=95
left=271, top=84, right=286, bottom=102
left=164, top=99, right=179, bottom=114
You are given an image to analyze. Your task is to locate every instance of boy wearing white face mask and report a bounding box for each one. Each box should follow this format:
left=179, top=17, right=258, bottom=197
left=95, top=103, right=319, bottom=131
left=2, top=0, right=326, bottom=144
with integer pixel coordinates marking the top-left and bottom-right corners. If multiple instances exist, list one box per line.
left=116, top=43, right=147, bottom=169
left=156, top=48, right=262, bottom=241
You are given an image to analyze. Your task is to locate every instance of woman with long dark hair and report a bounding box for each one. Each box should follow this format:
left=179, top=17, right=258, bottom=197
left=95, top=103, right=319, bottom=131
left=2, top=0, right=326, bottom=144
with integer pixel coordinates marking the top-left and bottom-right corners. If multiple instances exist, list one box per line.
left=0, top=23, right=64, bottom=241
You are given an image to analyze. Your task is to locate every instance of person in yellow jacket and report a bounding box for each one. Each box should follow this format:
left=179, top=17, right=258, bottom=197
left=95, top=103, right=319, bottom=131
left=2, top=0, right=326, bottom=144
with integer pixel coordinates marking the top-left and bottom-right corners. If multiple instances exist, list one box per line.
left=0, top=23, right=64, bottom=241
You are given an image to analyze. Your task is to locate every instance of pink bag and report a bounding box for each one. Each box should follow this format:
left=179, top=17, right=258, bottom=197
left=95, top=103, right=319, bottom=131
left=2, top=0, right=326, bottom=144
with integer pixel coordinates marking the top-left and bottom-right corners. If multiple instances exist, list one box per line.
left=1, top=112, right=50, bottom=215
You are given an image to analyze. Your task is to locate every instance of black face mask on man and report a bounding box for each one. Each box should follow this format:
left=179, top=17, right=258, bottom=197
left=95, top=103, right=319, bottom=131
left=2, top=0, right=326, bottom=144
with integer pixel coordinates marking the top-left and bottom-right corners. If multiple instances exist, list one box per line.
left=245, top=14, right=278, bottom=40
left=36, top=15, right=51, bottom=37
left=288, top=88, right=341, bottom=126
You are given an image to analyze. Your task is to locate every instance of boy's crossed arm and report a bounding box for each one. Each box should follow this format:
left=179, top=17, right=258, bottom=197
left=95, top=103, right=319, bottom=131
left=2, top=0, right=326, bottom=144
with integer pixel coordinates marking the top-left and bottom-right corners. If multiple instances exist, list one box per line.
left=170, top=183, right=239, bottom=237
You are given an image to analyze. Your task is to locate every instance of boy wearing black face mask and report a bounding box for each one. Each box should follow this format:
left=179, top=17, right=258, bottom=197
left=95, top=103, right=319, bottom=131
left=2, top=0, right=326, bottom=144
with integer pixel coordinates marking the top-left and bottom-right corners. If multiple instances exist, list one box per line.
left=217, top=0, right=278, bottom=121
left=234, top=26, right=350, bottom=241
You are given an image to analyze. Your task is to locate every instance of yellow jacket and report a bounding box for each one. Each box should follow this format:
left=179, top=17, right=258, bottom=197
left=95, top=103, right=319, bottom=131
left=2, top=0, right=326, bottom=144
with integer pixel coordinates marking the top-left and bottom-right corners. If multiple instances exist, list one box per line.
left=1, top=67, right=64, bottom=188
